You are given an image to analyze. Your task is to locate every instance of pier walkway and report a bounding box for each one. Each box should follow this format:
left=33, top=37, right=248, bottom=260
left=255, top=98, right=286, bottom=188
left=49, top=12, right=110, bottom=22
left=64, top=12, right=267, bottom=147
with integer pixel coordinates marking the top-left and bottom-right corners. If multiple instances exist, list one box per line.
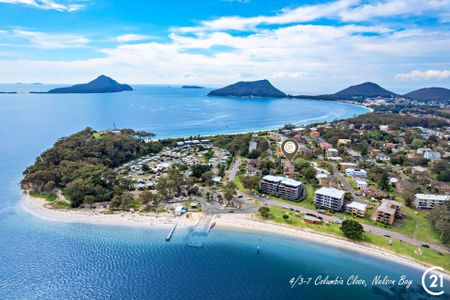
left=187, top=215, right=215, bottom=247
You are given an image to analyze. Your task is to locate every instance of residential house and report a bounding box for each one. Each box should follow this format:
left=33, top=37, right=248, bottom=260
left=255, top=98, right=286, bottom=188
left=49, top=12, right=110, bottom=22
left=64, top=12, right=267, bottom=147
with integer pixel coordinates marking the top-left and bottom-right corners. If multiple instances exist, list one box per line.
left=337, top=139, right=351, bottom=147
left=248, top=141, right=258, bottom=153
left=283, top=161, right=297, bottom=178
left=318, top=175, right=340, bottom=189
left=345, top=168, right=368, bottom=178
left=412, top=166, right=431, bottom=176
left=268, top=132, right=285, bottom=141
left=327, top=148, right=339, bottom=158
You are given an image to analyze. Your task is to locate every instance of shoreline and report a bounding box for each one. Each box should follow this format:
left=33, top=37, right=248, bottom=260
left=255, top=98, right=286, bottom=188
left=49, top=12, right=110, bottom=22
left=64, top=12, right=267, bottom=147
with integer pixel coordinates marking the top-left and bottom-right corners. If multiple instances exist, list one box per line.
left=20, top=194, right=200, bottom=229
left=21, top=194, right=447, bottom=276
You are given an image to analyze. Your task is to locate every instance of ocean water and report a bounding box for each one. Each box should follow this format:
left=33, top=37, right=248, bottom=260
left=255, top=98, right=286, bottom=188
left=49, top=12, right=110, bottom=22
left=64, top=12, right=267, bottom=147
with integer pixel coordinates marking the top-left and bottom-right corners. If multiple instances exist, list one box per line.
left=0, top=85, right=447, bottom=299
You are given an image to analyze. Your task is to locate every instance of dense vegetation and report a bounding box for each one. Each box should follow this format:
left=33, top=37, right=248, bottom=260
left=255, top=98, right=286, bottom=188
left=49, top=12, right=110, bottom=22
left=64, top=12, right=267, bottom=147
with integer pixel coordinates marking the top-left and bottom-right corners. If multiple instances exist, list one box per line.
left=346, top=112, right=448, bottom=129
left=22, top=128, right=162, bottom=208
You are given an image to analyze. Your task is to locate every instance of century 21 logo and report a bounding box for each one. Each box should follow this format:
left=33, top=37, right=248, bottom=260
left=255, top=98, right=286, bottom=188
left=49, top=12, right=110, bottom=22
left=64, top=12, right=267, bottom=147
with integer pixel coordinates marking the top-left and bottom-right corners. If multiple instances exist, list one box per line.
left=422, top=266, right=445, bottom=296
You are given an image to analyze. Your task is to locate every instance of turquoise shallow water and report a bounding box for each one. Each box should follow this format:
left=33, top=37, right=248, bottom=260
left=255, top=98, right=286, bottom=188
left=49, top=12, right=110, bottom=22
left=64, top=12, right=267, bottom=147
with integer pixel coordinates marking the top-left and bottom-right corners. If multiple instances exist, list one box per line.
left=0, top=85, right=447, bottom=299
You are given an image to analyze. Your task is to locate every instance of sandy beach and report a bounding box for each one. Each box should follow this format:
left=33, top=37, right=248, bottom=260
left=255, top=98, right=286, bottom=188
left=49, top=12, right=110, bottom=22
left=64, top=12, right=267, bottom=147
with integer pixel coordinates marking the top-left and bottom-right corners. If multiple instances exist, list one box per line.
left=21, top=194, right=200, bottom=229
left=21, top=194, right=447, bottom=276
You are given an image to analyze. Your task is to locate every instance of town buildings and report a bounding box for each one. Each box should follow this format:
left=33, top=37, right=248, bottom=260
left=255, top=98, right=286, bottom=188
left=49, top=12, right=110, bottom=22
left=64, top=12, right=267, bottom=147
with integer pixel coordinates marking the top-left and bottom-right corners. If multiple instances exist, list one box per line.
left=345, top=201, right=367, bottom=217
left=414, top=194, right=450, bottom=209
left=261, top=175, right=303, bottom=201
left=314, top=187, right=345, bottom=211
left=345, top=168, right=368, bottom=178
left=376, top=200, right=402, bottom=225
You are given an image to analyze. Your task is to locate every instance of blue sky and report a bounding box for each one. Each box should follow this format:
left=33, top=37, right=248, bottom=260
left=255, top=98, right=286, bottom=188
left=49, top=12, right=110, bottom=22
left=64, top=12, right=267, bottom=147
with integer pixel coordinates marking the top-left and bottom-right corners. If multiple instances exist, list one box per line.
left=0, top=0, right=449, bottom=93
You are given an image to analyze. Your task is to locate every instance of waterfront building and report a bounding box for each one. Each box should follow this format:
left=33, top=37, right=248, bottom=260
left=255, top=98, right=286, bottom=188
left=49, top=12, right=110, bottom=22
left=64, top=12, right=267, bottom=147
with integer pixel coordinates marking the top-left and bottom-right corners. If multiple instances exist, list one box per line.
left=314, top=187, right=345, bottom=211
left=414, top=194, right=450, bottom=209
left=345, top=201, right=367, bottom=217
left=376, top=200, right=402, bottom=225
left=261, top=175, right=303, bottom=201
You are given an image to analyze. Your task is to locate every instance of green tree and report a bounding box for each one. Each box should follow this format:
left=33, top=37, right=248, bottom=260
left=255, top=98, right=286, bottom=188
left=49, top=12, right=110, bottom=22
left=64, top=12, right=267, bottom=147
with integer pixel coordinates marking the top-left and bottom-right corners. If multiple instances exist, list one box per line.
left=402, top=191, right=415, bottom=207
left=242, top=176, right=261, bottom=192
left=258, top=206, right=270, bottom=218
left=84, top=195, right=95, bottom=208
left=202, top=170, right=214, bottom=186
left=223, top=182, right=237, bottom=204
left=191, top=164, right=211, bottom=179
left=303, top=166, right=317, bottom=183
left=429, top=202, right=450, bottom=243
left=340, top=220, right=364, bottom=240
left=43, top=180, right=56, bottom=192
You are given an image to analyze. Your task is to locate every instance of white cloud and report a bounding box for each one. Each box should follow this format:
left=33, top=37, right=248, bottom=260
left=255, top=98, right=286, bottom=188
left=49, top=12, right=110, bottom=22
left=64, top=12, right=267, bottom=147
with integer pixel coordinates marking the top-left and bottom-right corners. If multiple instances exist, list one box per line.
left=176, top=0, right=358, bottom=33
left=0, top=1, right=450, bottom=92
left=0, top=0, right=84, bottom=12
left=115, top=34, right=155, bottom=43
left=396, top=69, right=450, bottom=80
left=175, top=0, right=450, bottom=33
left=340, top=0, right=450, bottom=22
left=0, top=29, right=90, bottom=48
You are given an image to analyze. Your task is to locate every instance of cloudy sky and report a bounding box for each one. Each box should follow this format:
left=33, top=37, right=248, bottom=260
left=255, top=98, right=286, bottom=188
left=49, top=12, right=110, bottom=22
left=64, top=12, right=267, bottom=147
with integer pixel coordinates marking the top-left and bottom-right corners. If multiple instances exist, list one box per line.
left=0, top=0, right=449, bottom=94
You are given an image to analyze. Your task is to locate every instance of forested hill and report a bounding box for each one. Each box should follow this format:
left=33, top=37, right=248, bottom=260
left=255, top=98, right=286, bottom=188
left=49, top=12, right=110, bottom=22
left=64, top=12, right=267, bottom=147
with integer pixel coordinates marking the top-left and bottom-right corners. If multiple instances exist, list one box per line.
left=22, top=128, right=161, bottom=208
left=345, top=112, right=449, bottom=129
left=208, top=79, right=286, bottom=98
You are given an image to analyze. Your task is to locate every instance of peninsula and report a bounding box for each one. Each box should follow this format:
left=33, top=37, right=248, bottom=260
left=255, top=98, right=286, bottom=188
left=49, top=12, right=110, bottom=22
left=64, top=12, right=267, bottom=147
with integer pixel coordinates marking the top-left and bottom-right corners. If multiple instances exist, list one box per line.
left=208, top=79, right=286, bottom=98
left=46, top=75, right=133, bottom=94
left=21, top=109, right=450, bottom=272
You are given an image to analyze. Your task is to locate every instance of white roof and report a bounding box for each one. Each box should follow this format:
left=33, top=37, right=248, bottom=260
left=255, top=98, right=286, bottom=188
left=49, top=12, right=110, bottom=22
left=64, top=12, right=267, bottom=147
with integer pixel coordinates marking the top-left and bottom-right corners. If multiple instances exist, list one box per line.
left=315, top=187, right=345, bottom=198
left=415, top=194, right=450, bottom=201
left=356, top=179, right=368, bottom=185
left=280, top=178, right=302, bottom=188
left=347, top=201, right=367, bottom=210
left=262, top=175, right=302, bottom=187
left=262, top=175, right=282, bottom=183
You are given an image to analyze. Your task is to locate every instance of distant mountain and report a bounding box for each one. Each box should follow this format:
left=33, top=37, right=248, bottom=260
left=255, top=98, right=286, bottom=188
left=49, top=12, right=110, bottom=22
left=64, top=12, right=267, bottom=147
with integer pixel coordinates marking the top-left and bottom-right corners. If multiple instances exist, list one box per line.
left=403, top=87, right=450, bottom=101
left=333, top=82, right=397, bottom=98
left=47, top=75, right=133, bottom=94
left=208, top=79, right=286, bottom=98
left=182, top=85, right=204, bottom=89
left=294, top=82, right=397, bottom=100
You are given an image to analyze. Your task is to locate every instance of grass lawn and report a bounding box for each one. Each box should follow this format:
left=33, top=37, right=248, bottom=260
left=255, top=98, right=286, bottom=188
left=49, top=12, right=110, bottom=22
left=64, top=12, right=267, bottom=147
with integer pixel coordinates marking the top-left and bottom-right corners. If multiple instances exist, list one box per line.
left=263, top=205, right=450, bottom=271
left=233, top=174, right=250, bottom=193
left=272, top=184, right=317, bottom=210
left=29, top=191, right=56, bottom=202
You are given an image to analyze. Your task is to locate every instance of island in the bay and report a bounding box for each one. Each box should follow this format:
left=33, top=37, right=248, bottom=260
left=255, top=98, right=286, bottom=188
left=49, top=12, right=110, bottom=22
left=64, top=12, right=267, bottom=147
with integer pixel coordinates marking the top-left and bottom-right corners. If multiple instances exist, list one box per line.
left=182, top=85, right=204, bottom=89
left=22, top=89, right=450, bottom=272
left=46, top=75, right=133, bottom=94
left=208, top=79, right=286, bottom=98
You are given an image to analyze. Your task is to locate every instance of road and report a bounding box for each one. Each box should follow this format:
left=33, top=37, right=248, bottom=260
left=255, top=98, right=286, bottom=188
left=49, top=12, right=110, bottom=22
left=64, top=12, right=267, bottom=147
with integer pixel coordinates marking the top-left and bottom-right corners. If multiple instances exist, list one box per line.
left=226, top=157, right=241, bottom=182
left=264, top=196, right=450, bottom=254
left=331, top=164, right=364, bottom=202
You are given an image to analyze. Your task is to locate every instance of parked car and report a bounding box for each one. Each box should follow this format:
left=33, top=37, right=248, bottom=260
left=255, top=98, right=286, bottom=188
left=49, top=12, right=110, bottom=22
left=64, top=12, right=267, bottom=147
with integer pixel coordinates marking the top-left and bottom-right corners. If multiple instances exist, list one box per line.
left=421, top=244, right=430, bottom=248
left=383, top=234, right=391, bottom=238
